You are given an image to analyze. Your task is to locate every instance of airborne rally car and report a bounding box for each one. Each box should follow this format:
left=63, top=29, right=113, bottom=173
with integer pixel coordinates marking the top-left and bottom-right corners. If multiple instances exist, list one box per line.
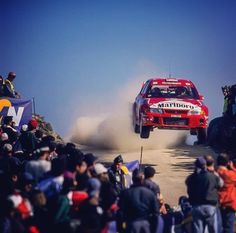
left=133, top=78, right=208, bottom=142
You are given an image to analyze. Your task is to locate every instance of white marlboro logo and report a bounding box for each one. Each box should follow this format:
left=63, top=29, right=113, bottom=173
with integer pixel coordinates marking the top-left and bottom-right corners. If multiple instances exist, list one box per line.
left=150, top=100, right=200, bottom=110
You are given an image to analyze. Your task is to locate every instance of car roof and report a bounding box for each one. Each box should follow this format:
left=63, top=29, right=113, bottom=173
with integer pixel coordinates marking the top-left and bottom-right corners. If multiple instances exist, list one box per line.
left=150, top=78, right=195, bottom=87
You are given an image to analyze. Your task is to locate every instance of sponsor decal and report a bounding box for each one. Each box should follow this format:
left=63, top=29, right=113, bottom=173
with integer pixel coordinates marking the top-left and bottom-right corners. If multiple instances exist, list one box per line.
left=150, top=100, right=201, bottom=111
left=0, top=98, right=32, bottom=130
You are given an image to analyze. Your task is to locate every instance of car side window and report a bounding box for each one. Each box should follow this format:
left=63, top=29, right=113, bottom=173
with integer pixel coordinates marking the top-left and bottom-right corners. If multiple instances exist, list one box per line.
left=141, top=81, right=150, bottom=95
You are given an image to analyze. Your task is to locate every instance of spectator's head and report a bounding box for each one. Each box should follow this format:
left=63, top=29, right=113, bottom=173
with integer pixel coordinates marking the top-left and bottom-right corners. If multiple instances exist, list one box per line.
left=56, top=143, right=66, bottom=155
left=7, top=72, right=16, bottom=81
left=51, top=157, right=66, bottom=177
left=178, top=196, right=192, bottom=215
left=19, top=172, right=35, bottom=193
left=37, top=145, right=50, bottom=160
left=144, top=166, right=156, bottom=179
left=113, top=154, right=123, bottom=170
left=204, top=155, right=215, bottom=171
left=94, top=163, right=108, bottom=182
left=84, top=153, right=97, bottom=167
left=28, top=119, right=38, bottom=131
left=41, top=135, right=55, bottom=145
left=132, top=168, right=144, bottom=185
left=222, top=86, right=230, bottom=97
left=67, top=150, right=85, bottom=173
left=21, top=124, right=28, bottom=132
left=194, top=156, right=206, bottom=170
left=65, top=142, right=76, bottom=155
left=3, top=116, right=13, bottom=126
left=35, top=129, right=43, bottom=139
left=1, top=132, right=8, bottom=142
left=217, top=153, right=229, bottom=167
left=2, top=143, right=13, bottom=155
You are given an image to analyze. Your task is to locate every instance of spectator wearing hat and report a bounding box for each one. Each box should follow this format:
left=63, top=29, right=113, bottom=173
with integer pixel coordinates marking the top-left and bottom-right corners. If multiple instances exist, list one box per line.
left=19, top=119, right=38, bottom=155
left=94, top=163, right=117, bottom=221
left=108, top=155, right=126, bottom=196
left=185, top=156, right=222, bottom=233
left=2, top=116, right=18, bottom=145
left=83, top=153, right=97, bottom=178
left=25, top=146, right=51, bottom=182
left=3, top=71, right=20, bottom=98
left=118, top=169, right=159, bottom=233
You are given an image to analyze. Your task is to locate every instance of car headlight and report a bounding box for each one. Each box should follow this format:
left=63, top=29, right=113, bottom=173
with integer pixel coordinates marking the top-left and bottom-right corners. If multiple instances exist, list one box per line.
left=150, top=108, right=163, bottom=114
left=188, top=109, right=204, bottom=115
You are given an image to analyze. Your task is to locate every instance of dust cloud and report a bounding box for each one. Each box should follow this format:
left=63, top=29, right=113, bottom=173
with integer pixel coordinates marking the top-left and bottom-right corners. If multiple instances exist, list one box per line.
left=70, top=75, right=188, bottom=151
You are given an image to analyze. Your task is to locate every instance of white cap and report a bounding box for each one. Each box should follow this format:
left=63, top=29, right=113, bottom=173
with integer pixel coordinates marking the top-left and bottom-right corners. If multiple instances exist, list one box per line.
left=94, top=163, right=107, bottom=175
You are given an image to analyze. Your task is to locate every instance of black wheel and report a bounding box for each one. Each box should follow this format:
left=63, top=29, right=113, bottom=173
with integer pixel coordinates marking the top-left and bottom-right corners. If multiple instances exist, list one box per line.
left=197, top=128, right=207, bottom=144
left=140, top=126, right=151, bottom=139
left=132, top=104, right=140, bottom=133
left=190, top=128, right=197, bottom=135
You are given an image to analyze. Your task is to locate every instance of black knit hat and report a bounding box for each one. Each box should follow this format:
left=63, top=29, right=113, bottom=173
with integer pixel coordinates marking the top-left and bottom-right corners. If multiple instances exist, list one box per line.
left=114, top=155, right=123, bottom=164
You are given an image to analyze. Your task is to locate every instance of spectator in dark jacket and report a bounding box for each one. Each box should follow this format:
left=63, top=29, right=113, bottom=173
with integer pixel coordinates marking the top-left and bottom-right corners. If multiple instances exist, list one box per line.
left=19, top=119, right=38, bottom=155
left=186, top=156, right=222, bottom=233
left=108, top=155, right=126, bottom=196
left=1, top=116, right=18, bottom=145
left=118, top=168, right=159, bottom=233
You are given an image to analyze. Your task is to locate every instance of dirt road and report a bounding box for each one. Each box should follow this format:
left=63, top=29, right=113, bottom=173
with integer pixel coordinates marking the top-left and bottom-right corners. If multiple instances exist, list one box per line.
left=81, top=143, right=217, bottom=207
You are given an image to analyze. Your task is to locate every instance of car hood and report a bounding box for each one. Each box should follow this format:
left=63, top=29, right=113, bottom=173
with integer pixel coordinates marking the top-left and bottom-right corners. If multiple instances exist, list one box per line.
left=147, top=98, right=205, bottom=110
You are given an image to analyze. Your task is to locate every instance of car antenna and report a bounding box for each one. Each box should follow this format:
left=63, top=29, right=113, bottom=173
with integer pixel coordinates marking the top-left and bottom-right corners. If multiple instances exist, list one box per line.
left=169, top=63, right=172, bottom=78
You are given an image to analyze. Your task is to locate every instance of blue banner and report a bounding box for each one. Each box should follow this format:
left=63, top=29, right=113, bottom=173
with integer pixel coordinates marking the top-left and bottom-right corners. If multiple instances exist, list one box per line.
left=0, top=98, right=32, bottom=130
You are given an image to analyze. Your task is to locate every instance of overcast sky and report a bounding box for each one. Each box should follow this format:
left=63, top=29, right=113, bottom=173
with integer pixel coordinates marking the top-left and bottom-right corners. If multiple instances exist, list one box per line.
left=1, top=0, right=235, bottom=136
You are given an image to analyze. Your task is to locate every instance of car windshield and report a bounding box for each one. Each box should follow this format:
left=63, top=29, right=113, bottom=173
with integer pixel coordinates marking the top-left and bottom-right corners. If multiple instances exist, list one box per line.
left=147, top=85, right=199, bottom=99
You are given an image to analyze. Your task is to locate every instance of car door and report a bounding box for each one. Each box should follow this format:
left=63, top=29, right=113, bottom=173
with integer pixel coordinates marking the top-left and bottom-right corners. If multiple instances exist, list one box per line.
left=134, top=80, right=151, bottom=123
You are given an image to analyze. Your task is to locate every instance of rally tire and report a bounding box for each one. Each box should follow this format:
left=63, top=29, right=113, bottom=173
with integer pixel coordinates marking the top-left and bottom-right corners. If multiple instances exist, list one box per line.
left=134, top=124, right=140, bottom=133
left=140, top=126, right=151, bottom=139
left=190, top=128, right=197, bottom=135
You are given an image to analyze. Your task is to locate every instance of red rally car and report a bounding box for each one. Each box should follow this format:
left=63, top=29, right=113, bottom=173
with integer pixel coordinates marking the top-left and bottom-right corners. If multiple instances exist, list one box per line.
left=133, top=78, right=209, bottom=142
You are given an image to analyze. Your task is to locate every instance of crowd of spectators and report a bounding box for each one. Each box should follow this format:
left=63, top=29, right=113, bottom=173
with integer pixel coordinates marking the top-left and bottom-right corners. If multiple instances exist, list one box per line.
left=0, top=115, right=161, bottom=233
left=0, top=113, right=236, bottom=233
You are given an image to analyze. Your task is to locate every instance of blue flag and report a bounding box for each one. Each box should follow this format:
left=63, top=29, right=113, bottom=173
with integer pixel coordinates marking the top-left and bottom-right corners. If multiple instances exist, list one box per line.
left=0, top=97, right=32, bottom=130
